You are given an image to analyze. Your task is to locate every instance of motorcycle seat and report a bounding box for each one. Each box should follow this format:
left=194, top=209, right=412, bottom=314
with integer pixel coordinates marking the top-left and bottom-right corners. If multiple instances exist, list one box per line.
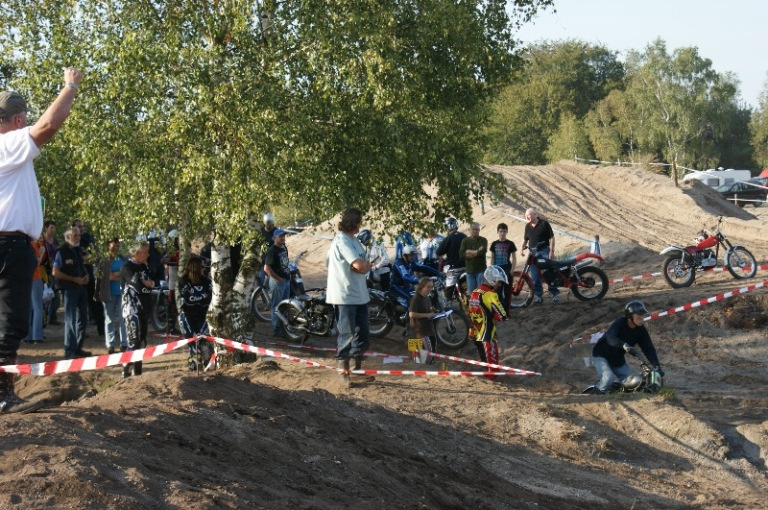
left=535, top=256, right=573, bottom=270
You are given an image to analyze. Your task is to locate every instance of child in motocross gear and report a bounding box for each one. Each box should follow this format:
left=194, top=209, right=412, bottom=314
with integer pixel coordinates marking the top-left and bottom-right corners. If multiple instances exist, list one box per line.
left=177, top=256, right=213, bottom=370
left=120, top=242, right=155, bottom=378
left=409, top=277, right=437, bottom=364
left=468, top=266, right=508, bottom=366
left=591, top=301, right=663, bottom=394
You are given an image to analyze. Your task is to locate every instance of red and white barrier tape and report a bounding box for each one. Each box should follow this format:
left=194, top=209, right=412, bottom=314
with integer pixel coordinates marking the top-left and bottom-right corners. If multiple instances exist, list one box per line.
left=0, top=337, right=196, bottom=375
left=428, top=351, right=540, bottom=375
left=569, top=278, right=768, bottom=346
left=609, top=264, right=768, bottom=285
left=263, top=340, right=409, bottom=360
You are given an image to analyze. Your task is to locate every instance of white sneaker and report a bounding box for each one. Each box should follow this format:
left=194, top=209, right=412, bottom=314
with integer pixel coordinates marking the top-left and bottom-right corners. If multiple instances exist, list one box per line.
left=533, top=296, right=543, bottom=304
left=552, top=295, right=560, bottom=303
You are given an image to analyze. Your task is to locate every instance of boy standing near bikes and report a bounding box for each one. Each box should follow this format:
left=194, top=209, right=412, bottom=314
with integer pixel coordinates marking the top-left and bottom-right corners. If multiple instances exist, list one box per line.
left=468, top=266, right=508, bottom=367
left=591, top=301, right=664, bottom=394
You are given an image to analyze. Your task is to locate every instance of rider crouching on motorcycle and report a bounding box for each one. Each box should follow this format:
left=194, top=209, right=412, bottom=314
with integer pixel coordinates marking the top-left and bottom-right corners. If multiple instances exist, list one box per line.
left=391, top=245, right=420, bottom=295
left=591, top=301, right=664, bottom=394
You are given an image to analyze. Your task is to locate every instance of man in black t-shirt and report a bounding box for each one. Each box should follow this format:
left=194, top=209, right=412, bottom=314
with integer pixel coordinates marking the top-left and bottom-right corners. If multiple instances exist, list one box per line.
left=521, top=208, right=559, bottom=303
left=263, top=229, right=290, bottom=336
left=435, top=217, right=466, bottom=269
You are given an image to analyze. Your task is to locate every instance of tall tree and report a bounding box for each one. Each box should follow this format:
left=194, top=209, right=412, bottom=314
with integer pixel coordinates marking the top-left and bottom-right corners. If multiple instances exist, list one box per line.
left=544, top=112, right=593, bottom=162
left=750, top=74, right=768, bottom=169
left=624, top=39, right=744, bottom=182
left=1, top=0, right=552, bottom=341
left=484, top=39, right=624, bottom=165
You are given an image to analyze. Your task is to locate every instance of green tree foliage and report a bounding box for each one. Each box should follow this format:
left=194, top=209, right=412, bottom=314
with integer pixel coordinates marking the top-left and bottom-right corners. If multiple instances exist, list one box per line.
left=0, top=0, right=552, bottom=241
left=624, top=39, right=749, bottom=180
left=750, top=74, right=768, bottom=169
left=544, top=113, right=592, bottom=162
left=484, top=39, right=624, bottom=165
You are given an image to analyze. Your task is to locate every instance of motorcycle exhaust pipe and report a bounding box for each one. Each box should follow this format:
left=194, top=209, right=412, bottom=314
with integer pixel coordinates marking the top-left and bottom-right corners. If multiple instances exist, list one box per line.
left=274, top=309, right=309, bottom=332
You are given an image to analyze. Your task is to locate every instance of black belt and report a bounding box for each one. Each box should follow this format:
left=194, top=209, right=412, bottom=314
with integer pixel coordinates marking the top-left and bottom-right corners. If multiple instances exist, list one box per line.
left=0, top=231, right=32, bottom=241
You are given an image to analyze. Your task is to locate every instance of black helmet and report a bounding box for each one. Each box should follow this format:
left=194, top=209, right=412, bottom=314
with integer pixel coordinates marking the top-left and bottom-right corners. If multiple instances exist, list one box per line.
left=624, top=301, right=648, bottom=318
left=444, top=217, right=459, bottom=232
left=357, top=229, right=372, bottom=246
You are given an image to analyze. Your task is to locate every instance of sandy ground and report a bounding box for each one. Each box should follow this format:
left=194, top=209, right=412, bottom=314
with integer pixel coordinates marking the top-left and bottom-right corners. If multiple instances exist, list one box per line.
left=4, top=162, right=768, bottom=509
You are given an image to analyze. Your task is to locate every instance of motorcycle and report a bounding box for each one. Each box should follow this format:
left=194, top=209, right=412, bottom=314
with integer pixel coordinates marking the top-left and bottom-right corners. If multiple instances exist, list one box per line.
left=509, top=243, right=609, bottom=308
left=443, top=266, right=469, bottom=311
left=150, top=281, right=174, bottom=333
left=377, top=271, right=471, bottom=350
left=582, top=355, right=664, bottom=394
left=250, top=252, right=307, bottom=322
left=275, top=287, right=392, bottom=343
left=660, top=217, right=757, bottom=288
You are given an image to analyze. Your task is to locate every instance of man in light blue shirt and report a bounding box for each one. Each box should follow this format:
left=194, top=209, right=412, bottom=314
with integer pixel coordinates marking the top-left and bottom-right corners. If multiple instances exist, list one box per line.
left=326, top=208, right=371, bottom=387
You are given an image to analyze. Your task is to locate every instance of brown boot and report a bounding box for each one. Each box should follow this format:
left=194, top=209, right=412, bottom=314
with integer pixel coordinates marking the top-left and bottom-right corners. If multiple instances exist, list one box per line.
left=0, top=357, right=43, bottom=414
left=352, top=358, right=375, bottom=383
left=337, top=359, right=351, bottom=388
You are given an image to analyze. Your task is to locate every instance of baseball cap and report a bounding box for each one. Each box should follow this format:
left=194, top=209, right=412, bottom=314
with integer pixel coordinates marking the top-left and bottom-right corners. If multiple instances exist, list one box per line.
left=273, top=229, right=286, bottom=236
left=0, top=91, right=28, bottom=120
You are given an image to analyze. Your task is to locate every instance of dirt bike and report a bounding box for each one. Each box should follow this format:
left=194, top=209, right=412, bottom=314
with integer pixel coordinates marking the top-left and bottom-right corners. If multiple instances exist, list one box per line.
left=509, top=243, right=609, bottom=308
left=150, top=281, right=174, bottom=333
left=660, top=216, right=757, bottom=288
left=275, top=288, right=392, bottom=344
left=250, top=252, right=306, bottom=322
left=378, top=273, right=471, bottom=350
left=582, top=355, right=664, bottom=394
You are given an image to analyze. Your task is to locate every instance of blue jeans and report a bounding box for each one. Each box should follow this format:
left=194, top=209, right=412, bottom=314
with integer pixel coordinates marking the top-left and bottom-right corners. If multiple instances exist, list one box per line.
left=335, top=304, right=370, bottom=360
left=46, top=278, right=60, bottom=324
left=102, top=295, right=127, bottom=349
left=62, top=286, right=88, bottom=357
left=466, top=271, right=485, bottom=294
left=530, top=247, right=559, bottom=298
left=0, top=235, right=36, bottom=356
left=26, top=279, right=44, bottom=341
left=593, top=356, right=632, bottom=393
left=269, top=278, right=290, bottom=334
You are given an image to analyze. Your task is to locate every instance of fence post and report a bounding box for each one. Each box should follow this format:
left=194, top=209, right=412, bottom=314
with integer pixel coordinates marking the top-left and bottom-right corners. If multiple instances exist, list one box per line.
left=590, top=234, right=601, bottom=256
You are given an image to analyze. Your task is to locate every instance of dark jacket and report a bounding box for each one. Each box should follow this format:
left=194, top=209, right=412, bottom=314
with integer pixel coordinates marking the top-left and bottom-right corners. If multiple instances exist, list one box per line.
left=593, top=316, right=660, bottom=368
left=54, top=243, right=85, bottom=291
left=435, top=231, right=467, bottom=268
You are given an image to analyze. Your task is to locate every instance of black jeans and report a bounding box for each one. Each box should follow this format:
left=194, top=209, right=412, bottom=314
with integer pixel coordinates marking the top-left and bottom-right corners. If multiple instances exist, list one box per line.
left=0, top=236, right=36, bottom=357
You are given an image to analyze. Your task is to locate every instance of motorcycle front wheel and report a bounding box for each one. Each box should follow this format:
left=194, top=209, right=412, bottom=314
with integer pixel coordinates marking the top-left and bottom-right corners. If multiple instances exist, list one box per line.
left=662, top=256, right=695, bottom=288
left=250, top=286, right=272, bottom=322
left=508, top=270, right=534, bottom=309
left=276, top=302, right=308, bottom=343
left=368, top=301, right=394, bottom=338
left=725, top=247, right=757, bottom=280
left=570, top=266, right=609, bottom=301
left=435, top=308, right=470, bottom=350
left=150, top=293, right=170, bottom=332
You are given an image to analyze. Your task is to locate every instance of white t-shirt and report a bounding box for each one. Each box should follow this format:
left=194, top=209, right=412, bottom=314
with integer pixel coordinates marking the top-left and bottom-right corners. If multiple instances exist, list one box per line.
left=326, top=232, right=370, bottom=305
left=0, top=127, right=42, bottom=237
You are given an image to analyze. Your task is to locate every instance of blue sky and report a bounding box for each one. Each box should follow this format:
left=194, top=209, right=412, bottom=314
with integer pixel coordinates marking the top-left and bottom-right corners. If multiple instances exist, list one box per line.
left=515, top=0, right=767, bottom=109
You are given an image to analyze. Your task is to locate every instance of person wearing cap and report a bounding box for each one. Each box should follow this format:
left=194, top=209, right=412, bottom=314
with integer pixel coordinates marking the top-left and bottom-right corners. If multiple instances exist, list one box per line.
left=98, top=237, right=127, bottom=354
left=0, top=66, right=82, bottom=413
left=263, top=228, right=290, bottom=337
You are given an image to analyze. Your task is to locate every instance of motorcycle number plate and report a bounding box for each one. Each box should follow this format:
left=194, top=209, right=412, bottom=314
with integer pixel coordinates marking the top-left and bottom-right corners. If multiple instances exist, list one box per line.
left=407, top=338, right=422, bottom=352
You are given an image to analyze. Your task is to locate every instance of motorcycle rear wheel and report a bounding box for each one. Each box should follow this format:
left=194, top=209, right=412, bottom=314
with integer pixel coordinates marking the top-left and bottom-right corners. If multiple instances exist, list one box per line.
left=250, top=286, right=272, bottom=322
left=662, top=256, right=695, bottom=288
left=570, top=266, right=609, bottom=301
left=277, top=302, right=308, bottom=343
left=368, top=301, right=394, bottom=338
left=508, top=270, right=534, bottom=309
left=725, top=247, right=757, bottom=280
left=435, top=308, right=470, bottom=350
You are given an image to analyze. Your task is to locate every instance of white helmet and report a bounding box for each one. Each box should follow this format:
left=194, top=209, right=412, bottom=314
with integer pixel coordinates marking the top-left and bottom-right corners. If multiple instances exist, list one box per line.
left=263, top=212, right=275, bottom=226
left=167, top=229, right=179, bottom=240
left=484, top=265, right=508, bottom=286
left=402, top=245, right=416, bottom=256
